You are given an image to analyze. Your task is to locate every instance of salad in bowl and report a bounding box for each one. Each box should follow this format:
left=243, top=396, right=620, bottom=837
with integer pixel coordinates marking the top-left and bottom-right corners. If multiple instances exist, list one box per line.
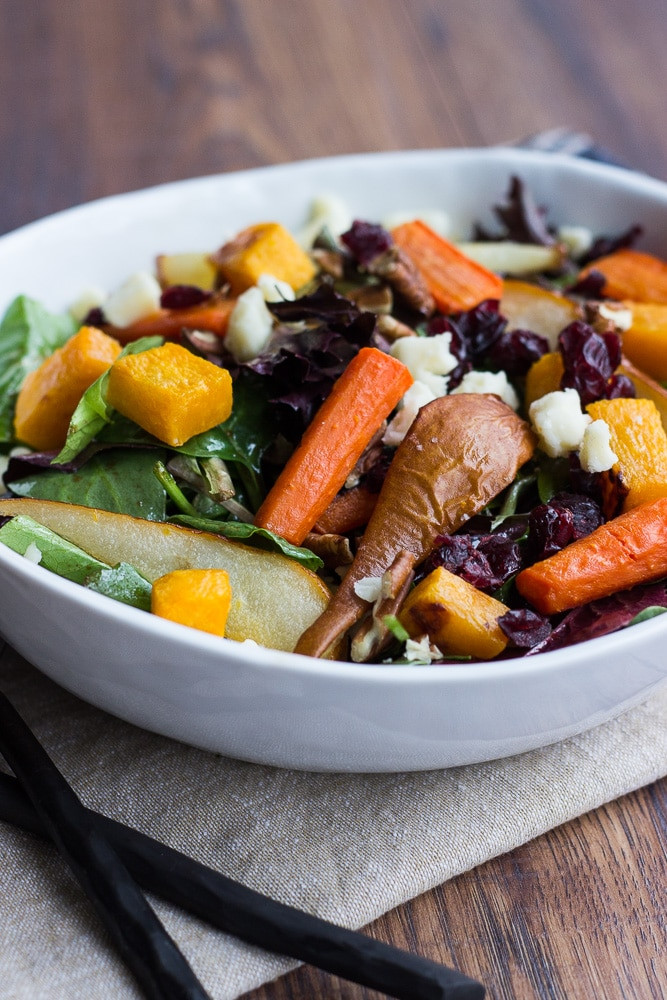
left=1, top=148, right=667, bottom=770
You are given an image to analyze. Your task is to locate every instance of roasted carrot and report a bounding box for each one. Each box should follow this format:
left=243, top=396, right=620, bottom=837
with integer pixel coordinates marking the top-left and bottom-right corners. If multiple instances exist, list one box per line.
left=516, top=496, right=667, bottom=615
left=314, top=485, right=379, bottom=536
left=391, top=220, right=503, bottom=313
left=254, top=347, right=413, bottom=545
left=578, top=248, right=667, bottom=304
left=107, top=300, right=236, bottom=344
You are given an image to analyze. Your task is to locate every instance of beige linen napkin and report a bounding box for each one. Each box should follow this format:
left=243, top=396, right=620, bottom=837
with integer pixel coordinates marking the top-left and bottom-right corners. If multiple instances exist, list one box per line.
left=0, top=644, right=665, bottom=1000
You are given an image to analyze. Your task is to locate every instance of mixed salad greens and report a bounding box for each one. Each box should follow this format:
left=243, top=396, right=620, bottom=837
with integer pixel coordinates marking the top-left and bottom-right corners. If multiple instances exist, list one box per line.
left=2, top=175, right=667, bottom=663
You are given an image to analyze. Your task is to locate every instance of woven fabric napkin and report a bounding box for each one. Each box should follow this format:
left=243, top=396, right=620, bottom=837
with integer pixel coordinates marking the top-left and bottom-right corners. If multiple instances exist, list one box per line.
left=0, top=645, right=666, bottom=999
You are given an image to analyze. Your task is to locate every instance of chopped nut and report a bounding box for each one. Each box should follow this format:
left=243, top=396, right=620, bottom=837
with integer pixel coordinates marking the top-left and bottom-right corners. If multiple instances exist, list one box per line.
left=376, top=314, right=417, bottom=342
left=368, top=248, right=435, bottom=315
left=303, top=532, right=354, bottom=568
left=347, top=284, right=394, bottom=314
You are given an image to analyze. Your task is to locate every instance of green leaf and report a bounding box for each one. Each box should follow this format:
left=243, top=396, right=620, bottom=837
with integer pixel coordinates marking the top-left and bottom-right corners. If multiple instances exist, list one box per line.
left=175, top=372, right=274, bottom=510
left=628, top=606, right=667, bottom=626
left=10, top=449, right=167, bottom=519
left=490, top=472, right=536, bottom=528
left=382, top=614, right=410, bottom=643
left=55, top=336, right=163, bottom=464
left=0, top=296, right=76, bottom=442
left=536, top=456, right=571, bottom=503
left=171, top=513, right=323, bottom=571
left=85, top=562, right=152, bottom=610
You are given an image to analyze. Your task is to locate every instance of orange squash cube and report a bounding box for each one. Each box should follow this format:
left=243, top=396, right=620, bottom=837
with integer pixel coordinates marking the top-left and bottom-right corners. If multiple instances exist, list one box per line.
left=151, top=568, right=232, bottom=636
left=398, top=566, right=509, bottom=660
left=14, top=325, right=122, bottom=450
left=620, top=301, right=667, bottom=382
left=211, top=222, right=316, bottom=295
left=106, top=342, right=233, bottom=447
left=524, top=351, right=565, bottom=410
left=586, top=397, right=667, bottom=515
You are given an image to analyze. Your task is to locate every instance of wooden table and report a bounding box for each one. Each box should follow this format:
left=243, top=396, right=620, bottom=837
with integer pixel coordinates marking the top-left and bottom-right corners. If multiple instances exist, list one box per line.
left=1, top=2, right=665, bottom=997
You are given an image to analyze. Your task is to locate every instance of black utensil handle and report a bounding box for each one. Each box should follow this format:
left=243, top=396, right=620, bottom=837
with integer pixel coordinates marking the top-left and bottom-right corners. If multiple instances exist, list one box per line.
left=0, top=691, right=211, bottom=1000
left=0, top=770, right=484, bottom=1000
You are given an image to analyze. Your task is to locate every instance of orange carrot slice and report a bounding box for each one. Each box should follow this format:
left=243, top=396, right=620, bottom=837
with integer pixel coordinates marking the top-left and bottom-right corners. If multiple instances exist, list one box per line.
left=108, top=301, right=236, bottom=344
left=516, top=497, right=667, bottom=615
left=578, top=248, right=667, bottom=303
left=391, top=220, right=503, bottom=312
left=314, top=485, right=379, bottom=535
left=254, top=347, right=413, bottom=545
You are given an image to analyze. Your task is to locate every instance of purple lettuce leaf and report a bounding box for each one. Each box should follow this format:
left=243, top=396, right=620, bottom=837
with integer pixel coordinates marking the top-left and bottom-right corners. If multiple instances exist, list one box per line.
left=526, top=580, right=667, bottom=655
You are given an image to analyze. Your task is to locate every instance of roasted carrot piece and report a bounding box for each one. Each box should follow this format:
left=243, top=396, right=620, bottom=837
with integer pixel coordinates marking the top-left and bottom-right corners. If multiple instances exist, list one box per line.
left=516, top=496, right=667, bottom=615
left=391, top=220, right=503, bottom=313
left=578, top=248, right=667, bottom=304
left=314, top=485, right=379, bottom=535
left=254, top=347, right=413, bottom=545
left=107, top=301, right=236, bottom=344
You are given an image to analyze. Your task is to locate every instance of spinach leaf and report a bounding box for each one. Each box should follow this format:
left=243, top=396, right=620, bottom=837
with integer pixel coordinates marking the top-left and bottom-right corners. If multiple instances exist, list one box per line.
left=55, top=336, right=163, bottom=464
left=10, top=449, right=167, bottom=519
left=175, top=372, right=274, bottom=510
left=0, top=296, right=76, bottom=442
left=172, top=513, right=323, bottom=571
left=628, top=606, right=667, bottom=626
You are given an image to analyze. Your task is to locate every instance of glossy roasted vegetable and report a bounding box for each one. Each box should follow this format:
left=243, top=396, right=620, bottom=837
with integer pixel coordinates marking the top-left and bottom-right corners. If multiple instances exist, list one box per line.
left=398, top=565, right=510, bottom=660
left=211, top=222, right=316, bottom=294
left=14, top=326, right=121, bottom=450
left=0, top=498, right=330, bottom=652
left=295, top=393, right=535, bottom=659
left=106, top=342, right=233, bottom=447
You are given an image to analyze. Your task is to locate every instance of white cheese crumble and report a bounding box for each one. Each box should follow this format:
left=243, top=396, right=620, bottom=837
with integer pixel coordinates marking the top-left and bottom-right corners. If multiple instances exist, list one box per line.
left=598, top=301, right=633, bottom=332
left=256, top=273, right=295, bottom=303
left=103, top=271, right=162, bottom=327
left=353, top=576, right=384, bottom=603
left=404, top=635, right=443, bottom=664
left=69, top=285, right=107, bottom=324
left=389, top=333, right=458, bottom=397
left=23, top=542, right=43, bottom=564
left=299, top=193, right=353, bottom=248
left=529, top=388, right=592, bottom=458
left=579, top=419, right=618, bottom=473
left=557, top=224, right=594, bottom=260
left=450, top=369, right=519, bottom=411
left=225, top=286, right=274, bottom=362
left=382, top=380, right=436, bottom=447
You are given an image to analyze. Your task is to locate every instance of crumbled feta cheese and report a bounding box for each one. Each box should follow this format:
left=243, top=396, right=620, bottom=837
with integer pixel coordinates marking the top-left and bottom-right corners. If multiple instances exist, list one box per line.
left=103, top=271, right=162, bottom=327
left=450, top=369, right=519, bottom=410
left=382, top=209, right=453, bottom=238
left=299, top=193, right=353, bottom=248
left=529, top=388, right=592, bottom=458
left=353, top=576, right=384, bottom=603
left=389, top=333, right=457, bottom=396
left=404, top=635, right=443, bottom=663
left=579, top=419, right=618, bottom=473
left=23, top=542, right=42, bottom=564
left=383, top=380, right=436, bottom=447
left=225, top=286, right=274, bottom=362
left=558, top=225, right=594, bottom=260
left=69, top=285, right=107, bottom=324
left=597, top=301, right=633, bottom=332
left=256, top=273, right=295, bottom=303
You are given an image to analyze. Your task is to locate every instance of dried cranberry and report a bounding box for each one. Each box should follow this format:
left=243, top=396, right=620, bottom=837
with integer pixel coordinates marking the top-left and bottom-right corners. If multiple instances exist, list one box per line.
left=528, top=492, right=603, bottom=561
left=606, top=373, right=636, bottom=399
left=498, top=608, right=552, bottom=648
left=487, top=328, right=549, bottom=375
left=340, top=220, right=393, bottom=267
left=567, top=269, right=607, bottom=298
left=558, top=321, right=626, bottom=405
left=160, top=285, right=211, bottom=310
left=83, top=306, right=107, bottom=326
left=418, top=530, right=522, bottom=592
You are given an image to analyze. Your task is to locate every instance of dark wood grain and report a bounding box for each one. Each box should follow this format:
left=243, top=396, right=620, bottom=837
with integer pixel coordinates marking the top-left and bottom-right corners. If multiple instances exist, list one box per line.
left=1, top=2, right=666, bottom=998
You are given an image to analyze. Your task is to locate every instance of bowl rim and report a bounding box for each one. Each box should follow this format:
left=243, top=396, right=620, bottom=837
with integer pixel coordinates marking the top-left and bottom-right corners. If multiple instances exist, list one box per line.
left=3, top=144, right=667, bottom=689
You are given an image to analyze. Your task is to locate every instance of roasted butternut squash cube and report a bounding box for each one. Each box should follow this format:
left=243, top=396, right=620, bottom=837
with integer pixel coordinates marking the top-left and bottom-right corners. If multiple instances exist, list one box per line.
left=524, top=351, right=565, bottom=410
left=586, top=397, right=667, bottom=515
left=151, top=568, right=232, bottom=636
left=106, top=342, right=233, bottom=447
left=620, top=301, right=667, bottom=382
left=398, top=566, right=509, bottom=660
left=14, top=325, right=122, bottom=450
left=211, top=222, right=316, bottom=295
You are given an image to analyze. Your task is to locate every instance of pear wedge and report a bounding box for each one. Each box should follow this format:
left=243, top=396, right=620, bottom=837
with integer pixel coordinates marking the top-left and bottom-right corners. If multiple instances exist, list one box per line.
left=0, top=498, right=330, bottom=652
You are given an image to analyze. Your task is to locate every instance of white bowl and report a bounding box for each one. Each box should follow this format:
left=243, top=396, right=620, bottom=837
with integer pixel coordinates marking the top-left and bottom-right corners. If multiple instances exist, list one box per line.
left=2, top=148, right=667, bottom=772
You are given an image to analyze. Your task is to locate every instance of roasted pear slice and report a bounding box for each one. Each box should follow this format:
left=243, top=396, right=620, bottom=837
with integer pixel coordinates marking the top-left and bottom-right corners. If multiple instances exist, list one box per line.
left=0, top=499, right=330, bottom=652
